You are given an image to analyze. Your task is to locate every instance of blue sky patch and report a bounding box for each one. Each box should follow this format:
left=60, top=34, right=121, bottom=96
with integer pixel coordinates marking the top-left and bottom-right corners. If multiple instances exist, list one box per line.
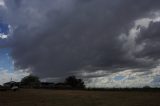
left=0, top=22, right=13, bottom=72
left=114, top=75, right=125, bottom=81
left=0, top=23, right=9, bottom=34
left=0, top=48, right=13, bottom=72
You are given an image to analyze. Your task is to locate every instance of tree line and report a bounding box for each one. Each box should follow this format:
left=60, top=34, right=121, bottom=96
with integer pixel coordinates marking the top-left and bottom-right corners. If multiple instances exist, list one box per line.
left=20, top=75, right=85, bottom=89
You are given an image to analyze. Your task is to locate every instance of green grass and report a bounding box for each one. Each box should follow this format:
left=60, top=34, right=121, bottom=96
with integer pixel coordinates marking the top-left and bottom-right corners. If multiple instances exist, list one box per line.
left=0, top=89, right=160, bottom=106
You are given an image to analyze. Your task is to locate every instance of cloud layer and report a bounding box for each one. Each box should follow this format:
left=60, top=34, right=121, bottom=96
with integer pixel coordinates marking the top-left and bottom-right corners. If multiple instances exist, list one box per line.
left=0, top=0, right=160, bottom=86
left=85, top=68, right=160, bottom=88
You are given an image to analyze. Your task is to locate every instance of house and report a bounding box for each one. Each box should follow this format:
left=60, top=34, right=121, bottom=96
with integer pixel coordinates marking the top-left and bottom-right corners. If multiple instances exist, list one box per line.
left=3, top=81, right=20, bottom=87
left=3, top=81, right=20, bottom=91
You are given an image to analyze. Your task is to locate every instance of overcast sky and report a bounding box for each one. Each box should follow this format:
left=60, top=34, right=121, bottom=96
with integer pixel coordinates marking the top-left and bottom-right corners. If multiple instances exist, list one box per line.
left=0, top=0, right=160, bottom=87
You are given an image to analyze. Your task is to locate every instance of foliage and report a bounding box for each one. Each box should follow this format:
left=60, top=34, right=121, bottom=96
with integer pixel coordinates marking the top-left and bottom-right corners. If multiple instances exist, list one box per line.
left=21, top=75, right=40, bottom=88
left=65, top=76, right=85, bottom=89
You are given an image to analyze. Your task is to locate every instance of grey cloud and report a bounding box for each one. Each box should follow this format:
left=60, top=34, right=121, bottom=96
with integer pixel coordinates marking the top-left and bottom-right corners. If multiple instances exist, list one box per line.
left=4, top=0, right=160, bottom=78
left=136, top=22, right=160, bottom=61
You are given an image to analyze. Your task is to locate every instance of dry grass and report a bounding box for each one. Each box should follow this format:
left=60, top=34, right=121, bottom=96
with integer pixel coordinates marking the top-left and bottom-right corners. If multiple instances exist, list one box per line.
left=0, top=89, right=160, bottom=106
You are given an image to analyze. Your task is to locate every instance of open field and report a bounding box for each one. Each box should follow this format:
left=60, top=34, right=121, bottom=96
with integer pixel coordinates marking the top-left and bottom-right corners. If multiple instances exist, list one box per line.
left=0, top=89, right=160, bottom=106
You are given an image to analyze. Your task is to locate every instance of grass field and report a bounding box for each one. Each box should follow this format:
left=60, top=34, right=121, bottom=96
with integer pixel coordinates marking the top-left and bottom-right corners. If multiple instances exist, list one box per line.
left=0, top=89, right=160, bottom=106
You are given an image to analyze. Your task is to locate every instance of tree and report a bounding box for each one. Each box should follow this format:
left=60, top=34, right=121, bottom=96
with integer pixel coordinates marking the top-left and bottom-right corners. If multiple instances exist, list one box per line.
left=21, top=75, right=40, bottom=88
left=65, top=76, right=85, bottom=89
left=143, top=86, right=151, bottom=89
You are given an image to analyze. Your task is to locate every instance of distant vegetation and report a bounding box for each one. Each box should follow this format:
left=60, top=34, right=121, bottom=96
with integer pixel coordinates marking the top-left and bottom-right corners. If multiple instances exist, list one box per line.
left=21, top=75, right=41, bottom=88
left=0, top=75, right=86, bottom=91
left=65, top=76, right=85, bottom=89
left=1, top=75, right=160, bottom=91
left=20, top=75, right=85, bottom=89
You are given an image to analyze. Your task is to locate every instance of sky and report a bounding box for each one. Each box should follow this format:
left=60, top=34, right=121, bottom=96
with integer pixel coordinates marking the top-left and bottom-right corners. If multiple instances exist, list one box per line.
left=0, top=0, right=160, bottom=87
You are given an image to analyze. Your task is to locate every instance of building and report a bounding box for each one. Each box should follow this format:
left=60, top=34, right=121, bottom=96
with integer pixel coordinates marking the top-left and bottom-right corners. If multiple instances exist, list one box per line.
left=3, top=81, right=20, bottom=91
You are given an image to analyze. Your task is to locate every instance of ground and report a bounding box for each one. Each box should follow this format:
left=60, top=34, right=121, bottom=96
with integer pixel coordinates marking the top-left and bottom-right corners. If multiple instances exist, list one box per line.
left=0, top=89, right=160, bottom=106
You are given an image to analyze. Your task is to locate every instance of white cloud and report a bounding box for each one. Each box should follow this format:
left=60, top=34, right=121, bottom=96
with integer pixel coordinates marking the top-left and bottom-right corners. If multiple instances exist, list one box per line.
left=0, top=33, right=8, bottom=39
left=120, top=14, right=160, bottom=59
left=117, top=14, right=160, bottom=73
left=0, top=0, right=5, bottom=7
left=0, top=25, right=13, bottom=39
left=85, top=68, right=160, bottom=88
left=0, top=69, right=29, bottom=85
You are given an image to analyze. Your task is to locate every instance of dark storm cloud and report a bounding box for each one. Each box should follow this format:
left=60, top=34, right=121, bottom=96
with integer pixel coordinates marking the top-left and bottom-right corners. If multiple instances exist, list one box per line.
left=136, top=22, right=160, bottom=60
left=0, top=6, right=6, bottom=21
left=3, top=0, right=160, bottom=78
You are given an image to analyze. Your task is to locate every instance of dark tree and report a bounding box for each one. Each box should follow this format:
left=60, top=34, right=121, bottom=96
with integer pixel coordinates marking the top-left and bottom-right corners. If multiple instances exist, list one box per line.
left=21, top=75, right=40, bottom=88
left=143, top=86, right=151, bottom=89
left=65, top=76, right=85, bottom=89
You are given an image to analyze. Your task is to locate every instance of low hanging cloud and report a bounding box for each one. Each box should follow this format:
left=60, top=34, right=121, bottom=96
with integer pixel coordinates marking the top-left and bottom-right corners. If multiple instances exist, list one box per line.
left=85, top=69, right=160, bottom=88
left=1, top=0, right=160, bottom=80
